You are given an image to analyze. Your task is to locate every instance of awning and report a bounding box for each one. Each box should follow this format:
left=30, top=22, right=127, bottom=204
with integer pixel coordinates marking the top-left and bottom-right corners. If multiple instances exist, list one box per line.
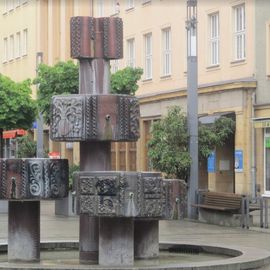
left=253, top=118, right=270, bottom=128
left=2, top=129, right=26, bottom=139
left=199, top=112, right=235, bottom=124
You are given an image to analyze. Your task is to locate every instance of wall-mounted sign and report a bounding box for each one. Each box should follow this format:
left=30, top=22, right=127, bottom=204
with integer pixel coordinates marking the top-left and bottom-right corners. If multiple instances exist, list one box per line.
left=235, top=150, right=243, bottom=172
left=207, top=151, right=215, bottom=173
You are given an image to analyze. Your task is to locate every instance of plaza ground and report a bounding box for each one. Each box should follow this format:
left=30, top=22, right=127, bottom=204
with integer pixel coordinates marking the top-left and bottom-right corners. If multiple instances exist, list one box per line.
left=0, top=201, right=270, bottom=269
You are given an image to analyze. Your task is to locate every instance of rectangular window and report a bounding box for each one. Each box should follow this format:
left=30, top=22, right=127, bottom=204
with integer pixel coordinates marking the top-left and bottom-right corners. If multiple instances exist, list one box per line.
left=22, top=28, right=28, bottom=56
left=3, top=38, right=8, bottom=62
left=142, top=0, right=151, bottom=4
left=97, top=0, right=104, bottom=17
left=9, top=35, right=14, bottom=60
left=144, top=33, right=152, bottom=79
left=3, top=0, right=8, bottom=13
left=126, top=0, right=134, bottom=9
left=233, top=4, right=245, bottom=60
left=111, top=59, right=119, bottom=74
left=112, top=0, right=119, bottom=14
left=162, top=28, right=171, bottom=76
left=209, top=12, right=219, bottom=66
left=15, top=0, right=21, bottom=8
left=15, top=32, right=21, bottom=58
left=127, top=38, right=135, bottom=68
left=8, top=0, right=14, bottom=11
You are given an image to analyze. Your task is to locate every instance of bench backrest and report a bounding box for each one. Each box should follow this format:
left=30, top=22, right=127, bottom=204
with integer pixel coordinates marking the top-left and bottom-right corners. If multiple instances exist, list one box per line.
left=202, top=192, right=243, bottom=209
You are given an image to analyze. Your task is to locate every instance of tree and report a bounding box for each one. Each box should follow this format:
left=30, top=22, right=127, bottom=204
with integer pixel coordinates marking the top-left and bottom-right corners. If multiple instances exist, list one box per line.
left=34, top=60, right=79, bottom=125
left=111, top=67, right=143, bottom=95
left=147, top=106, right=235, bottom=181
left=0, top=74, right=37, bottom=157
left=16, top=135, right=37, bottom=158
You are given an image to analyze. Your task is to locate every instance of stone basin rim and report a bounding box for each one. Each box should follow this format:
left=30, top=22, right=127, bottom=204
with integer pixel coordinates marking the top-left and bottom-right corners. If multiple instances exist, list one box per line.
left=0, top=241, right=269, bottom=270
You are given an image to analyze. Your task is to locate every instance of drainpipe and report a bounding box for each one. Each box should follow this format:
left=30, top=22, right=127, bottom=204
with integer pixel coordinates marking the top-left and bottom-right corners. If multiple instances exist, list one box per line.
left=251, top=91, right=257, bottom=198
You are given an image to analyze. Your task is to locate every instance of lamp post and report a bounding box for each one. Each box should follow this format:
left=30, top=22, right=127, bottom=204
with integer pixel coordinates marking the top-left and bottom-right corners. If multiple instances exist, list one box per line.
left=186, top=0, right=198, bottom=219
left=36, top=52, right=44, bottom=158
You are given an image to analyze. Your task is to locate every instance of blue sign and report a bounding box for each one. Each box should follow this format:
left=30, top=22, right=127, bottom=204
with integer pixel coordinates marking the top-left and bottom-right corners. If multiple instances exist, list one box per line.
left=235, top=150, right=243, bottom=172
left=207, top=151, right=216, bottom=173
left=32, top=121, right=37, bottom=129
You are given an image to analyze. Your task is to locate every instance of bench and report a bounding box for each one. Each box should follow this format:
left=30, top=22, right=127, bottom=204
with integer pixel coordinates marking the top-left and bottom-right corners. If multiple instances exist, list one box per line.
left=193, top=191, right=244, bottom=213
left=192, top=191, right=254, bottom=228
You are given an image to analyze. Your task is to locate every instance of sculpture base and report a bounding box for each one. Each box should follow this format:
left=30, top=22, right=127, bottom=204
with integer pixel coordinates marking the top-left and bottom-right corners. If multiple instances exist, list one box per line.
left=99, top=217, right=134, bottom=266
left=8, top=201, right=40, bottom=262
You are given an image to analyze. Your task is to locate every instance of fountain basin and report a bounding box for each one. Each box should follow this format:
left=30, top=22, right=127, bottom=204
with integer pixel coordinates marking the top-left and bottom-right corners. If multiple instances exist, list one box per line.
left=0, top=241, right=269, bottom=269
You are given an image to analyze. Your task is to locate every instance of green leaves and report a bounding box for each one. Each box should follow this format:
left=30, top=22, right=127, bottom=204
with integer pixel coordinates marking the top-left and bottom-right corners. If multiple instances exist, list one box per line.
left=34, top=61, right=79, bottom=125
left=111, top=67, right=143, bottom=95
left=16, top=135, right=36, bottom=158
left=0, top=74, right=37, bottom=130
left=147, top=106, right=235, bottom=181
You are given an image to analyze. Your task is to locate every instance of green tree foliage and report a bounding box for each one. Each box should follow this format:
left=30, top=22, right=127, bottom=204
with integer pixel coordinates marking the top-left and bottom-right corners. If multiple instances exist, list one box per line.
left=147, top=106, right=235, bottom=181
left=16, top=135, right=36, bottom=158
left=111, top=67, right=143, bottom=95
left=0, top=74, right=37, bottom=130
left=34, top=61, right=79, bottom=125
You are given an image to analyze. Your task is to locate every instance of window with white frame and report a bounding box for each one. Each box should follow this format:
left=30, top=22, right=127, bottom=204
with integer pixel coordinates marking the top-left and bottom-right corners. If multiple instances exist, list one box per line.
left=3, top=0, right=8, bottom=13
left=162, top=27, right=171, bottom=76
left=15, top=32, right=21, bottom=58
left=127, top=38, right=135, bottom=68
left=112, top=0, right=119, bottom=14
left=8, top=0, right=14, bottom=11
left=22, top=28, right=28, bottom=56
left=142, top=0, right=151, bottom=5
left=15, top=0, right=21, bottom=8
left=126, top=0, right=134, bottom=9
left=209, top=12, right=219, bottom=66
left=233, top=4, right=245, bottom=61
left=144, top=33, right=152, bottom=80
left=97, top=0, right=104, bottom=17
left=9, top=35, right=14, bottom=60
left=3, top=38, right=8, bottom=62
left=111, top=59, right=119, bottom=74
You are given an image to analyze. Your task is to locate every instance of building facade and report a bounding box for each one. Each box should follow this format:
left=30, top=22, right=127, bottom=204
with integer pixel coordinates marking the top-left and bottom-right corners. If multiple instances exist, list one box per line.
left=1, top=0, right=270, bottom=196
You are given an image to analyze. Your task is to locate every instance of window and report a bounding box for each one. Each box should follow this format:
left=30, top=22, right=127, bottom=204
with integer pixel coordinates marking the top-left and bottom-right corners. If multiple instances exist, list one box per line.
left=22, top=28, right=28, bottom=56
left=112, top=0, right=120, bottom=15
left=142, top=0, right=151, bottom=5
left=111, top=60, right=119, bottom=73
left=144, top=33, right=152, bottom=80
left=8, top=0, right=14, bottom=11
left=127, top=38, right=135, bottom=67
left=126, top=0, right=134, bottom=9
left=15, top=32, right=21, bottom=58
left=15, top=0, right=21, bottom=8
left=97, top=0, right=104, bottom=17
left=209, top=12, right=219, bottom=66
left=233, top=4, right=245, bottom=61
left=9, top=35, right=14, bottom=60
left=3, top=38, right=8, bottom=62
left=162, top=28, right=171, bottom=76
left=3, top=0, right=8, bottom=13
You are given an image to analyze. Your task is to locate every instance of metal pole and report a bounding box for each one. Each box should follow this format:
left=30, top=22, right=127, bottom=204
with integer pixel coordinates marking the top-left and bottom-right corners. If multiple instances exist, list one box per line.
left=36, top=52, right=44, bottom=159
left=186, top=0, right=198, bottom=219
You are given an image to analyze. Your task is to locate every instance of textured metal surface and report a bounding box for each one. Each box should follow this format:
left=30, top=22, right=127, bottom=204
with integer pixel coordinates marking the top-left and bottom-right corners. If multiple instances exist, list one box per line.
left=0, top=158, right=68, bottom=200
left=74, top=172, right=184, bottom=219
left=50, top=94, right=140, bottom=142
left=8, top=201, right=40, bottom=262
left=70, top=16, right=123, bottom=60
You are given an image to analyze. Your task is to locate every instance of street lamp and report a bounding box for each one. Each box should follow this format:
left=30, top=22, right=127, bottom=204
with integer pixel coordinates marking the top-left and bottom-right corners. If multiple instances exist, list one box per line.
left=36, top=52, right=44, bottom=158
left=186, top=0, right=198, bottom=219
